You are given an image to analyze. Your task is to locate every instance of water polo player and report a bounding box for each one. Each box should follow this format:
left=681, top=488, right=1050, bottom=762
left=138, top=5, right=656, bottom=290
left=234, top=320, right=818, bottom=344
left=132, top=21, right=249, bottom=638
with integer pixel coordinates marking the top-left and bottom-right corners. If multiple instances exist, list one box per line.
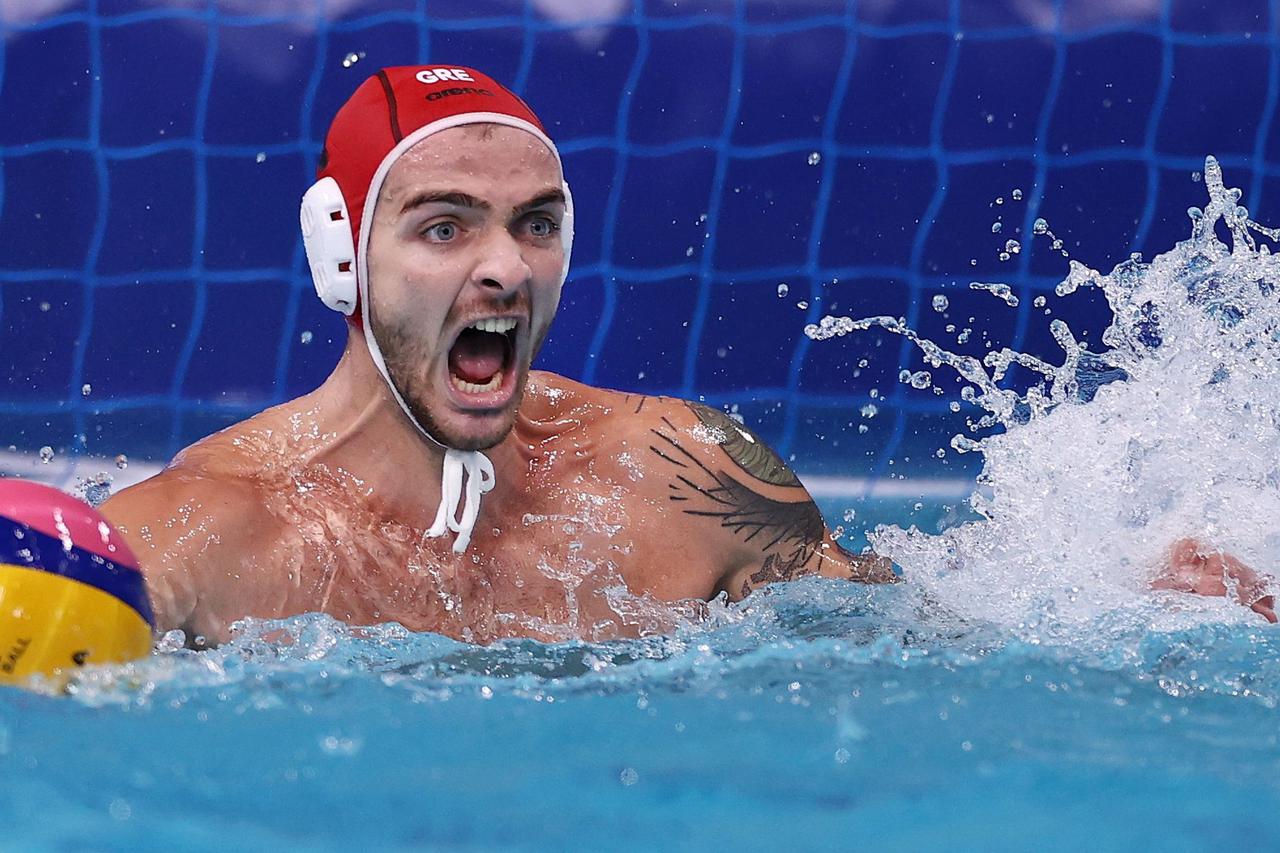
left=89, top=65, right=892, bottom=646
left=88, top=65, right=1270, bottom=648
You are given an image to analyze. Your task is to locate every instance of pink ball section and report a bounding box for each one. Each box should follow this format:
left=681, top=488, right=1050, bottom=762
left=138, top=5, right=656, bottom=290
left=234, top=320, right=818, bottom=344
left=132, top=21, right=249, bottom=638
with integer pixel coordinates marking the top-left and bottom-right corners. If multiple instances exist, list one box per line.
left=0, top=479, right=139, bottom=568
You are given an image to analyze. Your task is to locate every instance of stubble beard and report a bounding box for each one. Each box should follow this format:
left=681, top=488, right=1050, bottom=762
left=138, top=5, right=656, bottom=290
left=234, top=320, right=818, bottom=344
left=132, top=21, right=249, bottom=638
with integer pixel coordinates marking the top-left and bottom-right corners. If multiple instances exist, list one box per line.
left=371, top=313, right=523, bottom=452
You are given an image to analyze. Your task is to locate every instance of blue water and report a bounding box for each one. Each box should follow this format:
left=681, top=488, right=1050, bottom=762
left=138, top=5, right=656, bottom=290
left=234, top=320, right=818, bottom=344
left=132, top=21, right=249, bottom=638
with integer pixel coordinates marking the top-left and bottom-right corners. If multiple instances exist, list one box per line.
left=3, top=575, right=1278, bottom=850
left=6, top=3, right=1280, bottom=849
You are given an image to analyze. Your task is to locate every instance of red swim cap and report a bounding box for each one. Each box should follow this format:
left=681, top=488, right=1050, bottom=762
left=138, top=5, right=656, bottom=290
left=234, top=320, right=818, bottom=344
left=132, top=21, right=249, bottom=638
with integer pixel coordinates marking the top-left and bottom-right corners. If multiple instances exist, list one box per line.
left=318, top=65, right=550, bottom=260
left=301, top=65, right=572, bottom=320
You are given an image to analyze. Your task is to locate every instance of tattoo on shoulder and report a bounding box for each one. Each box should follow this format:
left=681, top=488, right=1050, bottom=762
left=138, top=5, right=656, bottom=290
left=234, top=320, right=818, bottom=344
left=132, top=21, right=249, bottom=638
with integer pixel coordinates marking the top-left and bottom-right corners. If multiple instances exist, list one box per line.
left=622, top=394, right=650, bottom=416
left=649, top=407, right=825, bottom=594
left=687, top=403, right=801, bottom=487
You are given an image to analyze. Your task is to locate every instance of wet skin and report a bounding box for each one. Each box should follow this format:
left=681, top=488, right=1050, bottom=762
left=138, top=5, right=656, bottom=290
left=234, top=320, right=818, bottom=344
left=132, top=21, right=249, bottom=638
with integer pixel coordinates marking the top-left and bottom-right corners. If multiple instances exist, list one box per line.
left=102, top=374, right=892, bottom=646
left=100, top=125, right=1269, bottom=646
left=100, top=125, right=891, bottom=646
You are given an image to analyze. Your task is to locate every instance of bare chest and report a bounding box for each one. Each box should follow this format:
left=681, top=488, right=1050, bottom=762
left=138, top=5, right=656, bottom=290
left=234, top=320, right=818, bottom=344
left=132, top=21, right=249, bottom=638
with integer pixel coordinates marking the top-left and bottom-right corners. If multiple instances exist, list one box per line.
left=287, top=476, right=708, bottom=643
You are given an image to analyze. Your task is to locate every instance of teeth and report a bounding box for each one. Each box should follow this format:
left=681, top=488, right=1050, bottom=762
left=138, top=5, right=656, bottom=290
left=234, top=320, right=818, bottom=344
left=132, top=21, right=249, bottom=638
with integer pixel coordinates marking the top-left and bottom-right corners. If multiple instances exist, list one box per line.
left=468, top=317, right=518, bottom=334
left=451, top=369, right=504, bottom=394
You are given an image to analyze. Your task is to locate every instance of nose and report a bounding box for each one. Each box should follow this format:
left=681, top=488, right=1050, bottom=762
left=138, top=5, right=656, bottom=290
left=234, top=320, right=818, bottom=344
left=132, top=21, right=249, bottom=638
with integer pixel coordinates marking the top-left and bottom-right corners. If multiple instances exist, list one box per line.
left=470, top=229, right=532, bottom=295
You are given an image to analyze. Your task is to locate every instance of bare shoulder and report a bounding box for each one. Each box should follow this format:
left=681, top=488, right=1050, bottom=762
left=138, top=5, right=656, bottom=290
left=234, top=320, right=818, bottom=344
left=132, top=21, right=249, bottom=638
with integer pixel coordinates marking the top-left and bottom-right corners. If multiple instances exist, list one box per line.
left=102, top=413, right=278, bottom=541
left=99, top=423, right=284, bottom=636
left=523, top=371, right=720, bottom=450
left=525, top=375, right=896, bottom=596
left=631, top=397, right=895, bottom=595
left=101, top=463, right=264, bottom=544
left=521, top=370, right=633, bottom=418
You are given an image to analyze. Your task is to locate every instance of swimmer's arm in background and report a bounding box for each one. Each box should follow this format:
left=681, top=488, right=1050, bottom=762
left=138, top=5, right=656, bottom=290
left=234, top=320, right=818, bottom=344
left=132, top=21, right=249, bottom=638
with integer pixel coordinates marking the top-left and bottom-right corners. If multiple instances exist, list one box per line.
left=100, top=474, right=278, bottom=645
left=641, top=398, right=895, bottom=602
left=1153, top=537, right=1277, bottom=623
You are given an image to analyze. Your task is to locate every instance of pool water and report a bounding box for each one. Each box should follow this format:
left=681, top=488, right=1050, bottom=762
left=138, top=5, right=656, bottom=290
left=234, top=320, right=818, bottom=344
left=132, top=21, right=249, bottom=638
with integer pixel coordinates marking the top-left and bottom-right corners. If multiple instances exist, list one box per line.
left=3, top=579, right=1276, bottom=850
left=8, top=158, right=1280, bottom=850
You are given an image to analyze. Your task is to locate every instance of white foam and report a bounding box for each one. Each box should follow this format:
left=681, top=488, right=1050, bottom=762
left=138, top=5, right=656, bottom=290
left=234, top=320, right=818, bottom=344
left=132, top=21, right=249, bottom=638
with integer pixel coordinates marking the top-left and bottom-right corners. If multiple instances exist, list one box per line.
left=817, top=156, right=1280, bottom=644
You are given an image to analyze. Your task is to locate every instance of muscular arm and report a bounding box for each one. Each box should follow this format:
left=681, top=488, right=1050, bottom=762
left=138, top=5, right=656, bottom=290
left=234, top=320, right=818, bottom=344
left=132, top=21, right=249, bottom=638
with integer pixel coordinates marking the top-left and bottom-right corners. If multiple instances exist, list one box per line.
left=639, top=398, right=895, bottom=601
left=100, top=473, right=279, bottom=644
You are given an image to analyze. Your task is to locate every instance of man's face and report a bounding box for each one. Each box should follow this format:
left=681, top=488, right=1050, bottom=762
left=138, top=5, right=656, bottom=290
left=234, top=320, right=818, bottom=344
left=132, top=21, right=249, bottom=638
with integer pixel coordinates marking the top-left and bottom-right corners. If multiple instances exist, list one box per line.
left=366, top=124, right=567, bottom=451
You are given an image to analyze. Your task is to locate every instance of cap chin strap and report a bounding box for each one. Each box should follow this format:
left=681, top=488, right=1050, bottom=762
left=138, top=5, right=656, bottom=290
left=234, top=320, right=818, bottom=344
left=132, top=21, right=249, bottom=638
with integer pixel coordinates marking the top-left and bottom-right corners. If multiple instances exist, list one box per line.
left=426, top=448, right=495, bottom=552
left=361, top=318, right=496, bottom=555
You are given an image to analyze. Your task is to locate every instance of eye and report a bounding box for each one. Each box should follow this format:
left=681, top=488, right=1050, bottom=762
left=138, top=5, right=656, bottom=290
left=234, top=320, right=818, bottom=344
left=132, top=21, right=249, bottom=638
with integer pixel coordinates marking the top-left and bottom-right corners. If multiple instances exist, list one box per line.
left=526, top=215, right=560, bottom=239
left=423, top=221, right=458, bottom=242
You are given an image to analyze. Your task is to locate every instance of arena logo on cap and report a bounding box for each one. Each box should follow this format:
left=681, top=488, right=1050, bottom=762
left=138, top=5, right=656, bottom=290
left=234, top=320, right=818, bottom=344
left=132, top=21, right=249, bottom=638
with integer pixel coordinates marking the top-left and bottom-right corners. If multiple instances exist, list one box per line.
left=426, top=86, right=495, bottom=102
left=416, top=68, right=475, bottom=85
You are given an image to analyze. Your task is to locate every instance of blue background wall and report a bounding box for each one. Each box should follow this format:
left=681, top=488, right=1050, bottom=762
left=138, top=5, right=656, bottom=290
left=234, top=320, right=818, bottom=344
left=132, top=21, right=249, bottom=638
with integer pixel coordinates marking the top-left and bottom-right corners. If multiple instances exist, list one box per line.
left=2, top=0, right=1277, bottom=481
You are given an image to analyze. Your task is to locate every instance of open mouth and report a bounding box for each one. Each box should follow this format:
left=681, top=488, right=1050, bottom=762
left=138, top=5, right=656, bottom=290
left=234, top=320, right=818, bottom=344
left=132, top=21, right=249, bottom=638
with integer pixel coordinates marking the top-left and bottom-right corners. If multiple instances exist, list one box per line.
left=447, top=317, right=518, bottom=398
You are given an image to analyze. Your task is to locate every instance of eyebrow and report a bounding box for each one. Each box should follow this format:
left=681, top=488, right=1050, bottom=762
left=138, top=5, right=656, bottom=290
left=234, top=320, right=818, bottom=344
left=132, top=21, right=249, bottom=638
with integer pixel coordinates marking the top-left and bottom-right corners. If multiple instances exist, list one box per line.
left=400, top=191, right=489, bottom=215
left=513, top=189, right=566, bottom=216
left=398, top=188, right=565, bottom=217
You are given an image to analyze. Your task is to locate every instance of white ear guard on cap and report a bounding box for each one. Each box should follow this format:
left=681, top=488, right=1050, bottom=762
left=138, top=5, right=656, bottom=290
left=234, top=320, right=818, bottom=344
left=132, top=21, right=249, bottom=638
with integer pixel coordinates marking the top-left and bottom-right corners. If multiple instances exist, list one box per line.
left=300, top=176, right=357, bottom=316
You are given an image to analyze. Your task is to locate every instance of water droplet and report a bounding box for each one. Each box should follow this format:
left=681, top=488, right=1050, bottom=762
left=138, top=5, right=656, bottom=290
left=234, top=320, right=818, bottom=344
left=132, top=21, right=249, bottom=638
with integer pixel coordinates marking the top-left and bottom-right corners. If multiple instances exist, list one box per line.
left=255, top=152, right=266, bottom=164
left=319, top=735, right=362, bottom=756
left=1192, top=171, right=1203, bottom=183
left=860, top=403, right=878, bottom=418
left=834, top=747, right=850, bottom=764
left=807, top=152, right=822, bottom=166
left=999, top=251, right=1011, bottom=262
left=949, top=401, right=961, bottom=412
left=342, top=51, right=363, bottom=68
left=935, top=447, right=946, bottom=458
left=300, top=330, right=314, bottom=344
left=777, top=283, right=789, bottom=298
left=796, top=301, right=809, bottom=310
left=108, top=798, right=131, bottom=822
left=1005, top=239, right=1022, bottom=255
left=38, top=301, right=51, bottom=312
left=858, top=424, right=869, bottom=434
left=991, top=222, right=1003, bottom=234
left=81, top=472, right=113, bottom=506
left=38, top=446, right=54, bottom=464
left=1033, top=217, right=1049, bottom=235
left=685, top=246, right=694, bottom=257
left=80, top=383, right=92, bottom=396
left=995, top=196, right=1005, bottom=205
left=1033, top=295, right=1047, bottom=308
left=932, top=294, right=949, bottom=312
left=115, top=454, right=128, bottom=469
left=1011, top=188, right=1023, bottom=201
left=909, top=371, right=932, bottom=389
left=619, top=767, right=639, bottom=786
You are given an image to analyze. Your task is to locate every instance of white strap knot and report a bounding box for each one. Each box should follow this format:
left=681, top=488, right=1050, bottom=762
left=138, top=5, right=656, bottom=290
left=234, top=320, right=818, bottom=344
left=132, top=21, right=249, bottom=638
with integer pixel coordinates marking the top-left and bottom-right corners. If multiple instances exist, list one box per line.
left=426, top=448, right=495, bottom=553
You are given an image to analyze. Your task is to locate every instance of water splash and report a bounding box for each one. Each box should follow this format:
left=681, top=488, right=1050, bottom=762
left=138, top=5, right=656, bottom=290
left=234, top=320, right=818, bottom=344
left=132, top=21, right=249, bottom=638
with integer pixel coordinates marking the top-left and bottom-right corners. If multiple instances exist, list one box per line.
left=26, top=158, right=1280, bottom=693
left=810, top=156, right=1280, bottom=647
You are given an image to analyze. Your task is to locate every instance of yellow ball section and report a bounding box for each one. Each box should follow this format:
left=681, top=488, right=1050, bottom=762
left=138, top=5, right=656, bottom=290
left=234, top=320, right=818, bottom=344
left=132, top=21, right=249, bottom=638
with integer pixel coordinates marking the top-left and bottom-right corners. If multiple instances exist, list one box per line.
left=0, top=563, right=153, bottom=685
